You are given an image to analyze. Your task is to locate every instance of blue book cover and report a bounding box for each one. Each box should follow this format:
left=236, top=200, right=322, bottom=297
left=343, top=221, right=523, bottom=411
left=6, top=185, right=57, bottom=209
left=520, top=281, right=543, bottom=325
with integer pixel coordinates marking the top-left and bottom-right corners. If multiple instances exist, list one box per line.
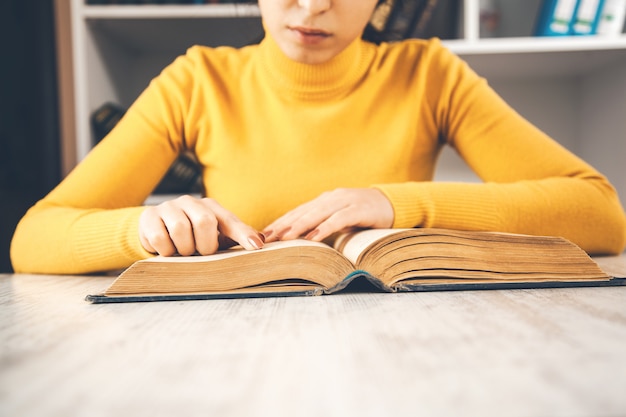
left=535, top=0, right=581, bottom=36
left=571, top=0, right=606, bottom=34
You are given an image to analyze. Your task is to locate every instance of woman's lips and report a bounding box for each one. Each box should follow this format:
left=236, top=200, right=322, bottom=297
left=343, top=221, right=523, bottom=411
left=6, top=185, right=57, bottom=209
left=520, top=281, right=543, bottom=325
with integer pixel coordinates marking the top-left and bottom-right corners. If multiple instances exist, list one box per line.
left=289, top=26, right=331, bottom=45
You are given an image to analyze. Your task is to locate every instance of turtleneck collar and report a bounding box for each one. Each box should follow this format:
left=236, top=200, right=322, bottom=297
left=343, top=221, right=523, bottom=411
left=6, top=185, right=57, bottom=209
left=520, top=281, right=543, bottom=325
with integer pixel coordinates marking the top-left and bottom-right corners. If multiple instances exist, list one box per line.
left=256, top=31, right=376, bottom=101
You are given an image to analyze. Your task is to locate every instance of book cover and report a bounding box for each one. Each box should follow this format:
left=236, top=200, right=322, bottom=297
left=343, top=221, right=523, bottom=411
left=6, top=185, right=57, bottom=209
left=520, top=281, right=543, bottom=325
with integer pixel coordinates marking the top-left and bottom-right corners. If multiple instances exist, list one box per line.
left=571, top=0, right=606, bottom=34
left=535, top=0, right=581, bottom=36
left=596, top=0, right=626, bottom=34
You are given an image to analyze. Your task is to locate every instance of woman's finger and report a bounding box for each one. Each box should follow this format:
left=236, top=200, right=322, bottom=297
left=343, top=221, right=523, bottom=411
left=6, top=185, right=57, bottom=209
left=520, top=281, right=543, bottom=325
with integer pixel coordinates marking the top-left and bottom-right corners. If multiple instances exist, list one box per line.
left=157, top=199, right=197, bottom=256
left=264, top=188, right=394, bottom=243
left=201, top=198, right=265, bottom=251
left=176, top=196, right=220, bottom=255
left=139, top=206, right=178, bottom=256
left=263, top=194, right=336, bottom=241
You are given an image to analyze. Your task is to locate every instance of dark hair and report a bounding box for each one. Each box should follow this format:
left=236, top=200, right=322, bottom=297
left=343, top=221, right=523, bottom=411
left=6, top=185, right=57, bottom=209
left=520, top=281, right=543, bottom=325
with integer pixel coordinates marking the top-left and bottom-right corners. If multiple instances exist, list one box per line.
left=363, top=0, right=454, bottom=44
left=363, top=0, right=396, bottom=44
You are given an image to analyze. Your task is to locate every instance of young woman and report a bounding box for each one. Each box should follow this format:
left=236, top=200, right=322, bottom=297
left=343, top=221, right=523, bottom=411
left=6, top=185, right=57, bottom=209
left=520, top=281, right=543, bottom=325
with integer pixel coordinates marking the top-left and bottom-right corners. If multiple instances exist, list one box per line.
left=11, top=0, right=626, bottom=274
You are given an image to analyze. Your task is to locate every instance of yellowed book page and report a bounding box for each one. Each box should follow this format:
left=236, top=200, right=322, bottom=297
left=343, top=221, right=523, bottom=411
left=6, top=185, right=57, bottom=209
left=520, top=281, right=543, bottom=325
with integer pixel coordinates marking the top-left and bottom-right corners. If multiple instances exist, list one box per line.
left=335, top=229, right=411, bottom=265
left=107, top=239, right=347, bottom=295
left=139, top=239, right=331, bottom=264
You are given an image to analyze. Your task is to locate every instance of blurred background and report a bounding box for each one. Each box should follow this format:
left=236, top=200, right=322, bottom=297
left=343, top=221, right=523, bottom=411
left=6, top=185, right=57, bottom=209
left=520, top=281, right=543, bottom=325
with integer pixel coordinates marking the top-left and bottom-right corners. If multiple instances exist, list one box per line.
left=0, top=0, right=60, bottom=272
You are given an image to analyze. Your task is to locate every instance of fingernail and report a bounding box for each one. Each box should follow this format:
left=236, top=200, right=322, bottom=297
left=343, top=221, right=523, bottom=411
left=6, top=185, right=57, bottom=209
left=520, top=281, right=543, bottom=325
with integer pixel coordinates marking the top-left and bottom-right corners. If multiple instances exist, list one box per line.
left=305, top=229, right=319, bottom=240
left=247, top=235, right=264, bottom=250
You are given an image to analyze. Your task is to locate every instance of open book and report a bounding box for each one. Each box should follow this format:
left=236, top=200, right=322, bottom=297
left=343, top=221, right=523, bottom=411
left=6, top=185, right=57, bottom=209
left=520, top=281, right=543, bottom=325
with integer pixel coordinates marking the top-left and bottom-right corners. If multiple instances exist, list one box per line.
left=86, top=228, right=624, bottom=303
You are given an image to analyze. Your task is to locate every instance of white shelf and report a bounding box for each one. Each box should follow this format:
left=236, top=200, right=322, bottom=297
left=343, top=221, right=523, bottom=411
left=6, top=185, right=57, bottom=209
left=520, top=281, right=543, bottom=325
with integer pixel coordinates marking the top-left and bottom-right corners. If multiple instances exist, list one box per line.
left=445, top=34, right=626, bottom=54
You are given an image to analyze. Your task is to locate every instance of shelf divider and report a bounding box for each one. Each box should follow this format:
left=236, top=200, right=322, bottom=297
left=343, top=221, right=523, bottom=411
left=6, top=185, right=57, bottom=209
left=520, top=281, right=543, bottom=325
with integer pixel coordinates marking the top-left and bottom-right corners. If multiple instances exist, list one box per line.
left=462, top=0, right=480, bottom=42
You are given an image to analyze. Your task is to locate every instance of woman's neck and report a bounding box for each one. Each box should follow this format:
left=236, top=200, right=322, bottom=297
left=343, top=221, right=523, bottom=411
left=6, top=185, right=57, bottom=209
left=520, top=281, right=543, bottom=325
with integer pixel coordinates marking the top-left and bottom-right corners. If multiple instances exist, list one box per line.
left=256, top=33, right=376, bottom=101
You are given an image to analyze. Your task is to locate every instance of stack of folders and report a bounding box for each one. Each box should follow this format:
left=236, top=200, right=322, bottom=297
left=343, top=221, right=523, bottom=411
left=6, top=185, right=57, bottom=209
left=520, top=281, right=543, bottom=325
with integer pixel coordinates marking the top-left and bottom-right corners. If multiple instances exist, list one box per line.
left=535, top=0, right=626, bottom=36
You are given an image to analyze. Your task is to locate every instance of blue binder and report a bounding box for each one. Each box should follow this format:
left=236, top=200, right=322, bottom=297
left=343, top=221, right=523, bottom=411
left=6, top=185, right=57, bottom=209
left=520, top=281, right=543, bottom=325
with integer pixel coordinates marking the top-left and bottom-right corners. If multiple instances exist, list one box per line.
left=571, top=0, right=606, bottom=34
left=535, top=0, right=581, bottom=36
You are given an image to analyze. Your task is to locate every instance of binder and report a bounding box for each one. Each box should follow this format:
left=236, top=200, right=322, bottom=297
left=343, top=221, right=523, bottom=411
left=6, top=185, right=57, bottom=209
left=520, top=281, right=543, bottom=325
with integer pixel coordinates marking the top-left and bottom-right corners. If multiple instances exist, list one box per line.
left=571, top=0, right=606, bottom=34
left=535, top=0, right=581, bottom=36
left=596, top=0, right=626, bottom=35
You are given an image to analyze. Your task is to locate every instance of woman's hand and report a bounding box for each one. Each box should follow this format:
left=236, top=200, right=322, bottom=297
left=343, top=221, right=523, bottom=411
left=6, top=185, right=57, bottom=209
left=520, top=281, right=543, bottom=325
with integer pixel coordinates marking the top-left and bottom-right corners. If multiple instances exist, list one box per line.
left=139, top=195, right=264, bottom=256
left=263, top=188, right=394, bottom=243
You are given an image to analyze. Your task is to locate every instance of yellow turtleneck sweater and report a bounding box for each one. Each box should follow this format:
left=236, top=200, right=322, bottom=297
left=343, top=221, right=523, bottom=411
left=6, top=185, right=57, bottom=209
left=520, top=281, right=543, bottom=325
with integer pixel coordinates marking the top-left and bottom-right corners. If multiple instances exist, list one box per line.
left=11, top=35, right=626, bottom=274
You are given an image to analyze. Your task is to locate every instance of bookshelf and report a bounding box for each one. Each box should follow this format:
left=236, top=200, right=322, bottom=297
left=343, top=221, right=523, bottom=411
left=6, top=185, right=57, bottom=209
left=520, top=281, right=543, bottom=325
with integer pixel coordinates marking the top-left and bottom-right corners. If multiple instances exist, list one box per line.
left=60, top=0, right=626, bottom=204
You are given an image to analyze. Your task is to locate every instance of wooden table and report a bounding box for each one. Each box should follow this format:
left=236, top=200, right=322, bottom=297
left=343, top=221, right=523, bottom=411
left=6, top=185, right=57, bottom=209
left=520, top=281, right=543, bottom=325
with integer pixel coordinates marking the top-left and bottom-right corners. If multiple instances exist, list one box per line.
left=1, top=255, right=625, bottom=417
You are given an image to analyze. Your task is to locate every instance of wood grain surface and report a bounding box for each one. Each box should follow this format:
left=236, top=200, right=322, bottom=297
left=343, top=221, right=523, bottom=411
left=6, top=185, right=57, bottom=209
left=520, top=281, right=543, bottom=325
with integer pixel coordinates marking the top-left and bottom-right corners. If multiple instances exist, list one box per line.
left=1, top=254, right=625, bottom=417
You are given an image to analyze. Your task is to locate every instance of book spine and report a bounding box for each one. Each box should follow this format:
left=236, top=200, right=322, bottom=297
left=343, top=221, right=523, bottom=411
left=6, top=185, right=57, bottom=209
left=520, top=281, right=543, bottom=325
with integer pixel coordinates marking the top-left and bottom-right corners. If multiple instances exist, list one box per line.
left=535, top=0, right=581, bottom=36
left=596, top=0, right=626, bottom=34
left=571, top=0, right=606, bottom=34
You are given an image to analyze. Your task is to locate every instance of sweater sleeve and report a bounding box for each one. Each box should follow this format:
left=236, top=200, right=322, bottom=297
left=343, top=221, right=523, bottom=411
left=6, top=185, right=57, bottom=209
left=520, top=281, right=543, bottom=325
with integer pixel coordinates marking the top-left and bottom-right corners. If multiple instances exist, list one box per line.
left=375, top=41, right=626, bottom=255
left=10, top=50, right=201, bottom=274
